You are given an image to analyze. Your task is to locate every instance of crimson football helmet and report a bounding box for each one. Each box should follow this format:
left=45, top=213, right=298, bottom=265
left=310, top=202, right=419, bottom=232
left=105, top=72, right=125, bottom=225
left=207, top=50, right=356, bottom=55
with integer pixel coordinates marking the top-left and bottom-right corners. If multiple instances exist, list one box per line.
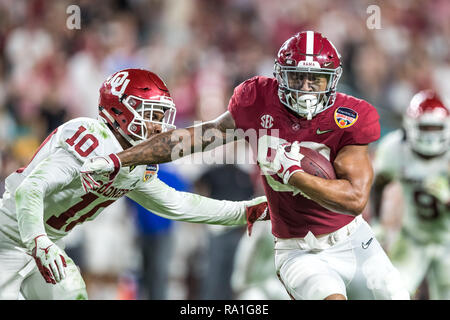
left=98, top=68, right=176, bottom=146
left=274, top=31, right=342, bottom=120
left=404, top=89, right=450, bottom=156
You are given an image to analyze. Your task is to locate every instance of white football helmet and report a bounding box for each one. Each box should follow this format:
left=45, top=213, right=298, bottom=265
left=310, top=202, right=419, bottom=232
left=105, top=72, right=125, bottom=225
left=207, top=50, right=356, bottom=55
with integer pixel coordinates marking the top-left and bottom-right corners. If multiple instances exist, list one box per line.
left=404, top=89, right=450, bottom=156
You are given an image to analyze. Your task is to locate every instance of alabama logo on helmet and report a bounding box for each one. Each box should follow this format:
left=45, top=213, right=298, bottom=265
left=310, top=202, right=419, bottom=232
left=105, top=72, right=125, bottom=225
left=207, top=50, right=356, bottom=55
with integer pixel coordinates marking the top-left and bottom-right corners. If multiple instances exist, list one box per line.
left=143, top=164, right=158, bottom=182
left=334, top=107, right=358, bottom=128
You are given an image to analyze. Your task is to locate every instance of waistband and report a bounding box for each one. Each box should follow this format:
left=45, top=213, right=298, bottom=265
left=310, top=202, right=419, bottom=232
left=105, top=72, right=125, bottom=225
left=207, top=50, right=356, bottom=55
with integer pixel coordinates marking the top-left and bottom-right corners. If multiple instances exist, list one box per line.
left=274, top=214, right=363, bottom=251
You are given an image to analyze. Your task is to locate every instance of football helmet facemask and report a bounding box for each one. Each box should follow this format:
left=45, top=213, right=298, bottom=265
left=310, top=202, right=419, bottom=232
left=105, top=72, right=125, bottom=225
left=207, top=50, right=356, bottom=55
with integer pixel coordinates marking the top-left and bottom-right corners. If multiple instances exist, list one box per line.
left=274, top=31, right=342, bottom=120
left=404, top=89, right=450, bottom=157
left=98, top=68, right=176, bottom=146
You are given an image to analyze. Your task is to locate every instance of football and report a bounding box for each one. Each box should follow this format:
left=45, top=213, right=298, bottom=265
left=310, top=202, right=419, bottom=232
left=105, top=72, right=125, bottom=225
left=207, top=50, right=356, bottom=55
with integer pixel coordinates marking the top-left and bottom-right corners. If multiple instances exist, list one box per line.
left=300, top=147, right=336, bottom=179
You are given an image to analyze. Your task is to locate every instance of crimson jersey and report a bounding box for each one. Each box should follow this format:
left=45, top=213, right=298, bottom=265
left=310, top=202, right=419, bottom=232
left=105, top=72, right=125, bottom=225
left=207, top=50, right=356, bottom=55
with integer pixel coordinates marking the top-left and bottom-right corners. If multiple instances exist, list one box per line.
left=228, top=76, right=380, bottom=238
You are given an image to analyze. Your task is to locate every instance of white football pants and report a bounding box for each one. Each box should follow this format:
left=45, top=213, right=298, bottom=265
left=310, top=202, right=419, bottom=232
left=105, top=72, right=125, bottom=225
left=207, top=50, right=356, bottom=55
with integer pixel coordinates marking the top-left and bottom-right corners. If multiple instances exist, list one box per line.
left=274, top=215, right=410, bottom=300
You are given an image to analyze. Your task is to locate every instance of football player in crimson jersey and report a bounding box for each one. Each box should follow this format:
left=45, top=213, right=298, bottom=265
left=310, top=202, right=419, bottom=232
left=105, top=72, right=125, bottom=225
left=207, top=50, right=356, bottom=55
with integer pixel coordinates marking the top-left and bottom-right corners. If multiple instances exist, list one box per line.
left=81, top=31, right=410, bottom=300
left=372, top=89, right=450, bottom=299
left=0, top=68, right=268, bottom=300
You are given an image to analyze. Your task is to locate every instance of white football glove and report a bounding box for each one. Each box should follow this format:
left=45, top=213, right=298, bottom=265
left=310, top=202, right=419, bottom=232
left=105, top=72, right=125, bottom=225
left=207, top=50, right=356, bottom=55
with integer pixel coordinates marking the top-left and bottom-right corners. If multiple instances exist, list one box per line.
left=31, top=235, right=67, bottom=284
left=80, top=153, right=121, bottom=192
left=263, top=142, right=304, bottom=184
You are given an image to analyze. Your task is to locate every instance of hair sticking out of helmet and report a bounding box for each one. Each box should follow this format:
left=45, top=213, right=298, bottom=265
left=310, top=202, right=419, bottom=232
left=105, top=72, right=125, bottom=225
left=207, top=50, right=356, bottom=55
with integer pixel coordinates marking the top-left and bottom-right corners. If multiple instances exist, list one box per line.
left=98, top=68, right=177, bottom=146
left=403, top=89, right=450, bottom=157
left=274, top=31, right=342, bottom=120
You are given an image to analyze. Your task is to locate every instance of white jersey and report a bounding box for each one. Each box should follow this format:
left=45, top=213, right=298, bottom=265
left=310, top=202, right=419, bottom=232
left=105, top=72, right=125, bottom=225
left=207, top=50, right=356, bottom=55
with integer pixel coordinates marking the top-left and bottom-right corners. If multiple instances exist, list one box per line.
left=373, top=129, right=450, bottom=243
left=0, top=117, right=254, bottom=248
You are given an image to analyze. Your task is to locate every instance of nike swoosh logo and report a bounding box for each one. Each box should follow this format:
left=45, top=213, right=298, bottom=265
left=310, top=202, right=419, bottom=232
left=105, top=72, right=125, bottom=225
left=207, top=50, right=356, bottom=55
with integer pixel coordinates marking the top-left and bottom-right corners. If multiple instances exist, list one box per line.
left=316, top=128, right=333, bottom=135
left=361, top=237, right=373, bottom=249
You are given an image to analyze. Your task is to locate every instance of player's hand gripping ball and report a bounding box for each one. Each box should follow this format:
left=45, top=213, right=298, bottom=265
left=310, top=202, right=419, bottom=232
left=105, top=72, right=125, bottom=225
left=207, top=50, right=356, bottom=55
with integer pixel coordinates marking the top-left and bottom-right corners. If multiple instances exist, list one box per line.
left=265, top=142, right=336, bottom=184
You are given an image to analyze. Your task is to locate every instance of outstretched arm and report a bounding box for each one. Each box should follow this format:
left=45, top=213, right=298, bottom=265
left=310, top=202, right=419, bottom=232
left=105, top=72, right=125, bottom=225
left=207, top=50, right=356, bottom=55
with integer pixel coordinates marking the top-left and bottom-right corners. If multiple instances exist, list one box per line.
left=120, top=111, right=237, bottom=166
left=80, top=112, right=238, bottom=191
left=127, top=177, right=268, bottom=232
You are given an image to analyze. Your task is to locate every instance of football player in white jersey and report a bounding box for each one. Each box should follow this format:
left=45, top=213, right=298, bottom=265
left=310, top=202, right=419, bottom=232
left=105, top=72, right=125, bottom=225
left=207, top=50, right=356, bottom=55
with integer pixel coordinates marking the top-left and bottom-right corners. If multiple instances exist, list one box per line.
left=372, top=89, right=450, bottom=299
left=0, top=68, right=268, bottom=300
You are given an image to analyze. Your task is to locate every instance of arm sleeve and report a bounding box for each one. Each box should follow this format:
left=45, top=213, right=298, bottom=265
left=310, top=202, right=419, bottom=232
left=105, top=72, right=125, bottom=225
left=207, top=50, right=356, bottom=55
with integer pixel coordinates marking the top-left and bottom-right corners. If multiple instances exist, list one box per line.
left=15, top=149, right=80, bottom=247
left=127, top=177, right=251, bottom=226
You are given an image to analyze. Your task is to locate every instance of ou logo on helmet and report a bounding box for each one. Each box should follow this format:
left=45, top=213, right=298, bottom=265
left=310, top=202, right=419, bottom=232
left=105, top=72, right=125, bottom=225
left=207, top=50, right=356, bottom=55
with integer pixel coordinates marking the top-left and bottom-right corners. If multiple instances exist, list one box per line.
left=261, top=114, right=274, bottom=129
left=107, top=71, right=130, bottom=97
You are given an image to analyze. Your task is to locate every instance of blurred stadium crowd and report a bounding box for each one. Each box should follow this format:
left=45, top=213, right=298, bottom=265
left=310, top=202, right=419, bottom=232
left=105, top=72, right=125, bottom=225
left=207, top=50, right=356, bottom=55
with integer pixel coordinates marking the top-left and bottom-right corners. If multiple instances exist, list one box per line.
left=0, top=0, right=449, bottom=299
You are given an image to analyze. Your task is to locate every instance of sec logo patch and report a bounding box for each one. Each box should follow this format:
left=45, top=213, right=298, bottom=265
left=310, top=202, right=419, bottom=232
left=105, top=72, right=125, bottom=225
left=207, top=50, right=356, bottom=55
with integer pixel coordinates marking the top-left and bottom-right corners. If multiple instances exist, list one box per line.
left=260, top=114, right=274, bottom=129
left=334, top=107, right=358, bottom=128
